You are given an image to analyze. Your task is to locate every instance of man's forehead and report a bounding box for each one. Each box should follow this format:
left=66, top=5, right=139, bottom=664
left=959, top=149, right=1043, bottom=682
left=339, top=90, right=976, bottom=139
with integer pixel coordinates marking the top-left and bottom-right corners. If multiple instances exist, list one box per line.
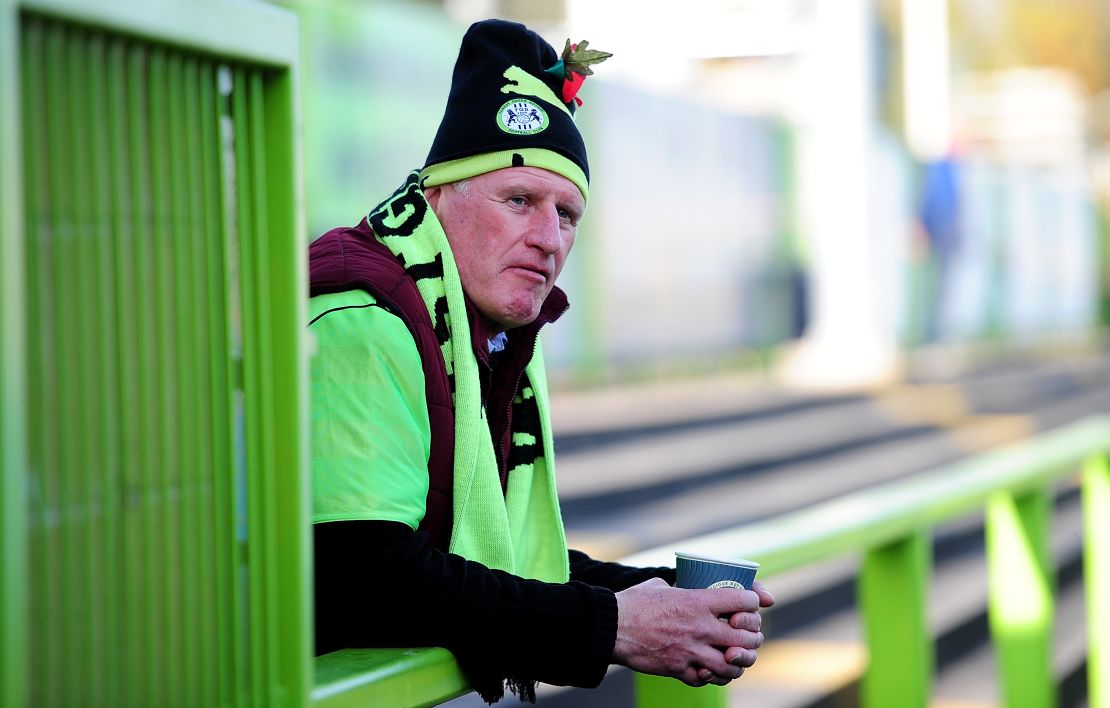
left=483, top=167, right=584, bottom=205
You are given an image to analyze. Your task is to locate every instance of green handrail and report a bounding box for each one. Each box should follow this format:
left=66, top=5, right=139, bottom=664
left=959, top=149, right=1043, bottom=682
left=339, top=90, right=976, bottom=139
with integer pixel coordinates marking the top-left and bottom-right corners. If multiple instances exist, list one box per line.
left=622, top=415, right=1110, bottom=708
left=313, top=648, right=470, bottom=708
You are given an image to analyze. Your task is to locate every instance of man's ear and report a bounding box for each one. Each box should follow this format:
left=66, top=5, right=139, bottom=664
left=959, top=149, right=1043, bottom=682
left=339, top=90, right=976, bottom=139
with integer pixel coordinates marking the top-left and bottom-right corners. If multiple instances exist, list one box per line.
left=424, top=186, right=443, bottom=212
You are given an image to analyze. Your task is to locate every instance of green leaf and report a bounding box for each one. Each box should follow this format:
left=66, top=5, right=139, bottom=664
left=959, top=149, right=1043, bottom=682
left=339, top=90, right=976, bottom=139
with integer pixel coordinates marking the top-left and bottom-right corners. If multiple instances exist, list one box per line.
left=574, top=50, right=612, bottom=64
left=566, top=44, right=613, bottom=68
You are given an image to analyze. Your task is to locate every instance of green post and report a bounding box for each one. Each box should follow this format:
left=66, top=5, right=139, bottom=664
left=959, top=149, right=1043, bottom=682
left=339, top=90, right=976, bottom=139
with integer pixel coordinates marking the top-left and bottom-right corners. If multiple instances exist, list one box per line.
left=986, top=487, right=1056, bottom=708
left=0, top=1, right=29, bottom=706
left=858, top=531, right=932, bottom=708
left=635, top=674, right=727, bottom=708
left=1084, top=454, right=1110, bottom=708
left=260, top=61, right=313, bottom=708
left=7, top=1, right=305, bottom=706
left=1095, top=206, right=1110, bottom=328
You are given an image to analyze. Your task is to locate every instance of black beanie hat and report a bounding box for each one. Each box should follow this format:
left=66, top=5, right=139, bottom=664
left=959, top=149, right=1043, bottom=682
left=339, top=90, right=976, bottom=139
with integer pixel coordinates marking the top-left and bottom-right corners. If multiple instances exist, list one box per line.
left=421, top=20, right=596, bottom=201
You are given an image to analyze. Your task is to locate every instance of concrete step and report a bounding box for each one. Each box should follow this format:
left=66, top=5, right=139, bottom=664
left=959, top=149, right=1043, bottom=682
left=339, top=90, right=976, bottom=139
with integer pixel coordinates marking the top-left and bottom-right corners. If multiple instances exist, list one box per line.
left=550, top=374, right=859, bottom=453
left=555, top=394, right=935, bottom=503
left=560, top=380, right=1110, bottom=560
left=551, top=353, right=1110, bottom=456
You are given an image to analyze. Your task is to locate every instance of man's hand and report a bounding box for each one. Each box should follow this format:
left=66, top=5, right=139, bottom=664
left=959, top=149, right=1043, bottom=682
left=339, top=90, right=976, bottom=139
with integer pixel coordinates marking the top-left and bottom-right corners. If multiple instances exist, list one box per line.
left=612, top=577, right=770, bottom=687
left=718, top=581, right=774, bottom=682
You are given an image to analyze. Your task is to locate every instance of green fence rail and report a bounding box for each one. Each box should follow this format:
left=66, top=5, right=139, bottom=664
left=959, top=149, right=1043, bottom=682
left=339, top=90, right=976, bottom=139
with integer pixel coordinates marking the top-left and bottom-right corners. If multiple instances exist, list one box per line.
left=0, top=1, right=308, bottom=706
left=622, top=415, right=1110, bottom=708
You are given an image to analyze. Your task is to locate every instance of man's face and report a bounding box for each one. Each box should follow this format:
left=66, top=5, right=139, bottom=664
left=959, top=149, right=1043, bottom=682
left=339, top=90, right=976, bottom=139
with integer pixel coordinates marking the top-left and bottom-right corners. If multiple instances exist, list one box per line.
left=426, top=166, right=584, bottom=331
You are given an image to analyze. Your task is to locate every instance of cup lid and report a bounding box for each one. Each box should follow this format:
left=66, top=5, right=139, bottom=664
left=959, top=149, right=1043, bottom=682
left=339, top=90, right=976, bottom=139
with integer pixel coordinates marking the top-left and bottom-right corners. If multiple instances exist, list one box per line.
left=675, top=551, right=759, bottom=568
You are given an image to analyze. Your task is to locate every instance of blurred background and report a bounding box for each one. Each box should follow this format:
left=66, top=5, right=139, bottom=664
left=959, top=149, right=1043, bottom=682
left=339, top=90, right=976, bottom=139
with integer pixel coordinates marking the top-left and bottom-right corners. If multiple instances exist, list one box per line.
left=270, top=3, right=1110, bottom=704
left=277, top=0, right=1110, bottom=390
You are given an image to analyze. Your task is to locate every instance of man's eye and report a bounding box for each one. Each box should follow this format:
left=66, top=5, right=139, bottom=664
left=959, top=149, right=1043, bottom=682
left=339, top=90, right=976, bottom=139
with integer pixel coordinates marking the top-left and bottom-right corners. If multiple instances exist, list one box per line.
left=508, top=196, right=527, bottom=207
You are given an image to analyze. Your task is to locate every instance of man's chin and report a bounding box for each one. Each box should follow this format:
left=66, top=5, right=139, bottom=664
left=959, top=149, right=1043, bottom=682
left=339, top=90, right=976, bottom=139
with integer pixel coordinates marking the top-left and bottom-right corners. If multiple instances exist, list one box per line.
left=492, top=305, right=542, bottom=331
left=495, top=315, right=539, bottom=331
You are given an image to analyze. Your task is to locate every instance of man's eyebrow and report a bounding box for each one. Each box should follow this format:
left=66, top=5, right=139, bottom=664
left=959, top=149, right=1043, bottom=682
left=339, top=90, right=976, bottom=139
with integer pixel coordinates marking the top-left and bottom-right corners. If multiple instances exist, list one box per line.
left=497, top=182, right=584, bottom=212
left=495, top=181, right=538, bottom=195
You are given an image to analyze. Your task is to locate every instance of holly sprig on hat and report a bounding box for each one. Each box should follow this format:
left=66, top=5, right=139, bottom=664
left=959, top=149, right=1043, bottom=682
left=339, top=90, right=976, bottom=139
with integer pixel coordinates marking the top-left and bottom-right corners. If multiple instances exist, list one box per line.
left=544, top=39, right=612, bottom=108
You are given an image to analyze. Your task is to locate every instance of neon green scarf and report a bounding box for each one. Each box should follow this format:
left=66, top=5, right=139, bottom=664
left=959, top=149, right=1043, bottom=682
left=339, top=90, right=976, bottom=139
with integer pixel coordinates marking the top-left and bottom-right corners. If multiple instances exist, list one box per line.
left=367, top=172, right=569, bottom=582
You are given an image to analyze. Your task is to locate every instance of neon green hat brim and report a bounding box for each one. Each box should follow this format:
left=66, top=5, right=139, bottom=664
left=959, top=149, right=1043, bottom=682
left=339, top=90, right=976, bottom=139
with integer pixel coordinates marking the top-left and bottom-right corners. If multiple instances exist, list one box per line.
left=420, top=148, right=589, bottom=203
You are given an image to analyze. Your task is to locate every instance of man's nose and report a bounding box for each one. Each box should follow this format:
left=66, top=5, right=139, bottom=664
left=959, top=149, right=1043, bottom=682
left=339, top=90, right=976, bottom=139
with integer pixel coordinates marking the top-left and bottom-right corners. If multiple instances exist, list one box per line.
left=526, top=206, right=562, bottom=254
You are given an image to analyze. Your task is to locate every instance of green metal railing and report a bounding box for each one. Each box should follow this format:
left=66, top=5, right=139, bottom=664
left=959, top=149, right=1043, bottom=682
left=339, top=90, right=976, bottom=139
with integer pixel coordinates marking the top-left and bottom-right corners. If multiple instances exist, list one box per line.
left=312, top=647, right=470, bottom=708
left=622, top=415, right=1110, bottom=708
left=1, top=1, right=308, bottom=706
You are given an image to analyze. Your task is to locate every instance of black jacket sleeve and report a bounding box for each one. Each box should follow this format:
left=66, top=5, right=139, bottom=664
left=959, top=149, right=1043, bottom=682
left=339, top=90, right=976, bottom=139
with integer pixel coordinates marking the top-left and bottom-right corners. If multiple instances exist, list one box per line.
left=567, top=549, right=676, bottom=591
left=314, top=520, right=618, bottom=703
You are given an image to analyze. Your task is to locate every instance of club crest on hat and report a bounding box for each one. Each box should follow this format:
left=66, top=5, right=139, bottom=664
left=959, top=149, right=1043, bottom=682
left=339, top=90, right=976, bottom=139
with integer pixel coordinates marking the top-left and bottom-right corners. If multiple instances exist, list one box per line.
left=496, top=98, right=548, bottom=135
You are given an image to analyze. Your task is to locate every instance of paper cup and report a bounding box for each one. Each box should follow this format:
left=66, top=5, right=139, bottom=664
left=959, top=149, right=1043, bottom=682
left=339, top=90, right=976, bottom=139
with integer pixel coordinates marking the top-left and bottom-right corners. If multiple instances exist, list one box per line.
left=675, top=552, right=759, bottom=590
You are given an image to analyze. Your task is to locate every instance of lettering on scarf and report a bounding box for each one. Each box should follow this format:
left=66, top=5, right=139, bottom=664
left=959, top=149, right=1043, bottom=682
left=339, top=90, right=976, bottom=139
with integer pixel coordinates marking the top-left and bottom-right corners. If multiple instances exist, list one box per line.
left=507, top=382, right=542, bottom=470
left=368, top=177, right=428, bottom=237
left=432, top=296, right=451, bottom=346
left=405, top=253, right=445, bottom=282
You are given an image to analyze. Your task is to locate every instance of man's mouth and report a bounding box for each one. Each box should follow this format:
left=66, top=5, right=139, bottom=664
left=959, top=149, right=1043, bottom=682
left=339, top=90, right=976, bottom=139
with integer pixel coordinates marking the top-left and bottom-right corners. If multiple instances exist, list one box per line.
left=508, top=265, right=549, bottom=283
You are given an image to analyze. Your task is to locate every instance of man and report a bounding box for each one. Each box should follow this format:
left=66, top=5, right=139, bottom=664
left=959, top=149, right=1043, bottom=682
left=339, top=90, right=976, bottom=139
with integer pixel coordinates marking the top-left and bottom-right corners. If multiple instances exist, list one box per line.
left=308, top=19, right=774, bottom=704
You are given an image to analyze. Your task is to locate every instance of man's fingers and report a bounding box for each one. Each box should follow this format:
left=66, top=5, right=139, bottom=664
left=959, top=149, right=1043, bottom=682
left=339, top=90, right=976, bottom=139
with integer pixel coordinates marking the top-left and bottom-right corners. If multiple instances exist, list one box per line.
left=682, top=676, right=701, bottom=687
left=728, top=610, right=762, bottom=632
left=701, top=656, right=743, bottom=680
left=724, top=629, right=764, bottom=650
left=693, top=644, right=745, bottom=679
left=753, top=581, right=776, bottom=608
left=705, top=587, right=759, bottom=615
left=697, top=665, right=739, bottom=686
left=683, top=667, right=708, bottom=686
left=706, top=619, right=764, bottom=650
left=725, top=645, right=759, bottom=668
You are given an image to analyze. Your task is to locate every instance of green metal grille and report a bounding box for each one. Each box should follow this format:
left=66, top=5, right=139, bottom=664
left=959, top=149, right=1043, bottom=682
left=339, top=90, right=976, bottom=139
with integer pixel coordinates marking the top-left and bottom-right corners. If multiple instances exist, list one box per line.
left=17, top=13, right=307, bottom=707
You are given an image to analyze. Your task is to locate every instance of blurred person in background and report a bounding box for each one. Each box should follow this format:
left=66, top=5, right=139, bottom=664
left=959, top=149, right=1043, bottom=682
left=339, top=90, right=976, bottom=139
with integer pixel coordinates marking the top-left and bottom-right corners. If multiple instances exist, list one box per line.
left=306, top=19, right=774, bottom=704
left=918, top=153, right=963, bottom=343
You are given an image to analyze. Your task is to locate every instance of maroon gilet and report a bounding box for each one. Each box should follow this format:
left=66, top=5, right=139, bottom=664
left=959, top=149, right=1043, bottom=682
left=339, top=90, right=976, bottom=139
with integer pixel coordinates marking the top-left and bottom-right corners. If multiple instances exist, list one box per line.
left=308, top=219, right=454, bottom=550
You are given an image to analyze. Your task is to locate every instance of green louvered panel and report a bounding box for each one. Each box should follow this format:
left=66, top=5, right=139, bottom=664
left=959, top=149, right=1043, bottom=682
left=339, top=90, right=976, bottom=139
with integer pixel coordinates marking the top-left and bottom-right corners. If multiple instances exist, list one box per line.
left=18, top=13, right=306, bottom=707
